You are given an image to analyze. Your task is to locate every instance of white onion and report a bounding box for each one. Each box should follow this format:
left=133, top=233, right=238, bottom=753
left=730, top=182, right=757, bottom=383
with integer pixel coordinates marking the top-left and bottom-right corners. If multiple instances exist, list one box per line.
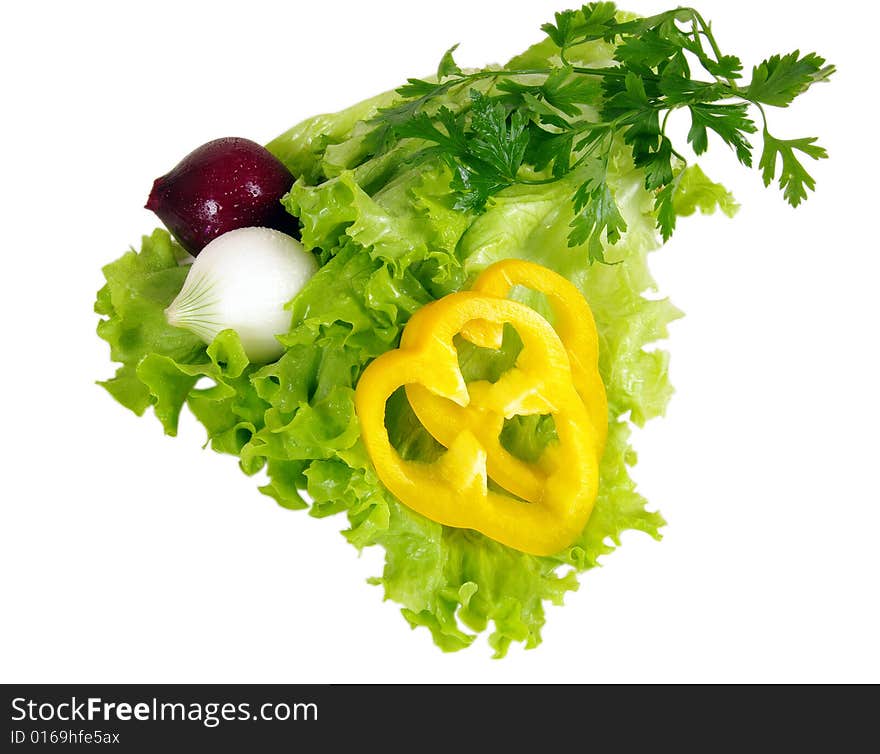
left=165, top=227, right=317, bottom=363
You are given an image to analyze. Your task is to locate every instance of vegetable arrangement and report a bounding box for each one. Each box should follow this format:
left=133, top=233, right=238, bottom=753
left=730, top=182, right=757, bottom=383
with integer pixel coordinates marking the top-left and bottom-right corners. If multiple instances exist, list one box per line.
left=95, top=4, right=832, bottom=655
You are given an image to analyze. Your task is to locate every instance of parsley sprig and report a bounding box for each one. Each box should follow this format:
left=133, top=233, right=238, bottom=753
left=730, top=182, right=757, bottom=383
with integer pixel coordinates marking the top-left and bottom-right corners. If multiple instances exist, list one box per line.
left=366, top=3, right=834, bottom=261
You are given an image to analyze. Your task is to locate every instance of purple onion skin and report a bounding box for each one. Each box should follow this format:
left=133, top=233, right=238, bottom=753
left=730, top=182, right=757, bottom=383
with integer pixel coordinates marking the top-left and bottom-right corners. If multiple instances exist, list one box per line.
left=145, top=137, right=298, bottom=256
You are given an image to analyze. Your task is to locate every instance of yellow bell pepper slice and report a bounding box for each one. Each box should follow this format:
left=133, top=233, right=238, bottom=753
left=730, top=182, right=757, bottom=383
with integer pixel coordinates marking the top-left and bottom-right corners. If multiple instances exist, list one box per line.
left=466, top=259, right=607, bottom=453
left=354, top=291, right=600, bottom=556
left=405, top=260, right=607, bottom=504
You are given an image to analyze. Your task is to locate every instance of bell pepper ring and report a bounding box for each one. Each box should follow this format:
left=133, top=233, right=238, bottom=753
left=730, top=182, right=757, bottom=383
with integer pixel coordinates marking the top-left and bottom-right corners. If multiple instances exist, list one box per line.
left=406, top=260, right=607, bottom=506
left=463, top=258, right=607, bottom=454
left=354, top=289, right=602, bottom=556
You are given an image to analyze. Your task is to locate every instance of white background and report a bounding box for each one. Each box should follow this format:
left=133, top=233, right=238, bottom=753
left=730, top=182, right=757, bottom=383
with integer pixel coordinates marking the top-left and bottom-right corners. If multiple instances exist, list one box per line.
left=1, top=0, right=877, bottom=683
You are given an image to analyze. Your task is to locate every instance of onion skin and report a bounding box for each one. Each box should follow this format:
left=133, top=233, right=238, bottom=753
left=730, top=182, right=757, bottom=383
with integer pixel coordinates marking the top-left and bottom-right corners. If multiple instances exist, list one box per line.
left=146, top=137, right=297, bottom=256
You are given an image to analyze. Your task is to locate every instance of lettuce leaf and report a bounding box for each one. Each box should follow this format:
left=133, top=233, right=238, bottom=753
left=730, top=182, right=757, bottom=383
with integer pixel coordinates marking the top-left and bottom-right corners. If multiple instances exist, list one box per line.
left=96, top=29, right=736, bottom=656
left=95, top=229, right=205, bottom=421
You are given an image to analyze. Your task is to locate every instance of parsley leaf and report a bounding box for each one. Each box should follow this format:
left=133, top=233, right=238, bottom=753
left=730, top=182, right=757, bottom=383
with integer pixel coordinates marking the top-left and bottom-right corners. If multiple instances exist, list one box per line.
left=542, top=2, right=619, bottom=49
left=541, top=10, right=579, bottom=49
left=614, top=28, right=681, bottom=71
left=655, top=183, right=677, bottom=242
left=705, top=54, right=744, bottom=81
left=498, top=68, right=600, bottom=121
left=747, top=51, right=834, bottom=107
left=449, top=164, right=509, bottom=212
left=541, top=66, right=603, bottom=116
left=395, top=107, right=467, bottom=153
left=570, top=178, right=628, bottom=263
left=641, top=136, right=674, bottom=189
left=364, top=77, right=462, bottom=154
left=758, top=131, right=828, bottom=206
left=395, top=78, right=441, bottom=99
left=687, top=103, right=756, bottom=166
left=437, top=45, right=463, bottom=80
left=467, top=91, right=530, bottom=182
left=577, top=1, right=625, bottom=41
left=531, top=130, right=574, bottom=177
